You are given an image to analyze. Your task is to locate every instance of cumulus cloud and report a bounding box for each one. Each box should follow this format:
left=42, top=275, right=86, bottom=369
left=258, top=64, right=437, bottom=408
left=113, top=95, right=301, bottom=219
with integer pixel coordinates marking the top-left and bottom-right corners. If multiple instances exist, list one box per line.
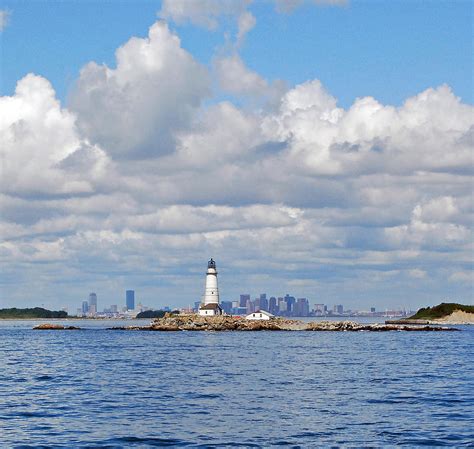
left=0, top=74, right=110, bottom=196
left=263, top=82, right=473, bottom=177
left=216, top=54, right=267, bottom=95
left=2, top=17, right=473, bottom=309
left=175, top=101, right=263, bottom=166
left=69, top=21, right=209, bottom=159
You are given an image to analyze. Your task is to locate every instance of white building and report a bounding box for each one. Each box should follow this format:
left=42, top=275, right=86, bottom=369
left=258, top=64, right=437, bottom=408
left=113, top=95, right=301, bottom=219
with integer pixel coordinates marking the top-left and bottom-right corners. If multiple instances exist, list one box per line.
left=245, top=310, right=274, bottom=320
left=199, top=303, right=223, bottom=316
left=198, top=258, right=223, bottom=316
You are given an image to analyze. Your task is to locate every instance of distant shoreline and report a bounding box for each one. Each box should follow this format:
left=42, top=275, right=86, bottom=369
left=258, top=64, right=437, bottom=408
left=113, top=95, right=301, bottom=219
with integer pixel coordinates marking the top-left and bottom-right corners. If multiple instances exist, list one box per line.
left=0, top=317, right=145, bottom=321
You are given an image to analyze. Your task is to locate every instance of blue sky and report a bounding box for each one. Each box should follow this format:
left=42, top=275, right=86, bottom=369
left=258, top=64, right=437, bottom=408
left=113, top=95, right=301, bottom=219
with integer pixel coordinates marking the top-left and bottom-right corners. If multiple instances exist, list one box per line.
left=1, top=1, right=472, bottom=107
left=0, top=0, right=472, bottom=312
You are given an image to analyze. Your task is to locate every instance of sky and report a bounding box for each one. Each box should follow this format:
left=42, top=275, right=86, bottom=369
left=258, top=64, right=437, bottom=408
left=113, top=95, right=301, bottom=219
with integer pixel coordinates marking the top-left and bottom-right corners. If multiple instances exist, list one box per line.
left=0, top=0, right=473, bottom=312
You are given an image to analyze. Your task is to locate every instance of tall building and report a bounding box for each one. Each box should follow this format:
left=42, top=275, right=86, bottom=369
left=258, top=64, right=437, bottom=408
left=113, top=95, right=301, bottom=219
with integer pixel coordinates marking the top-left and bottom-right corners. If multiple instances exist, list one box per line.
left=126, top=290, right=135, bottom=311
left=89, top=293, right=97, bottom=311
left=253, top=297, right=261, bottom=311
left=221, top=301, right=232, bottom=314
left=269, top=297, right=278, bottom=315
left=81, top=300, right=89, bottom=315
left=246, top=298, right=254, bottom=313
left=294, top=298, right=309, bottom=316
left=334, top=304, right=344, bottom=314
left=314, top=304, right=325, bottom=314
left=284, top=294, right=296, bottom=315
left=259, top=294, right=269, bottom=312
left=240, top=294, right=250, bottom=308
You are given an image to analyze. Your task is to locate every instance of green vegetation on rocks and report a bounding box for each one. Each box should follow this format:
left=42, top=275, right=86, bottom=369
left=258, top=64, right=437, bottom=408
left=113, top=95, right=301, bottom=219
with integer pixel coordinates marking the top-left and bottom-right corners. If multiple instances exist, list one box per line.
left=410, top=303, right=474, bottom=320
left=0, top=307, right=68, bottom=319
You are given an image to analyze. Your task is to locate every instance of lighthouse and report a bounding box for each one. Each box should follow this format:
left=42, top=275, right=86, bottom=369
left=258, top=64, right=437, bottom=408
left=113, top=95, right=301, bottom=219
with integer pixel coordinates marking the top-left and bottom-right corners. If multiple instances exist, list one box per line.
left=198, top=258, right=223, bottom=316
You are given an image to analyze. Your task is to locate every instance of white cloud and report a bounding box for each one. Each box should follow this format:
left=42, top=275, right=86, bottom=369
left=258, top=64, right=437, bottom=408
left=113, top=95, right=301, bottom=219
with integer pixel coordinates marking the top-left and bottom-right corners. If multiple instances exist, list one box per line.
left=0, top=9, right=10, bottom=32
left=69, top=21, right=209, bottom=159
left=408, top=269, right=427, bottom=279
left=214, top=54, right=286, bottom=108
left=448, top=271, right=474, bottom=284
left=263, top=82, right=473, bottom=177
left=175, top=101, right=263, bottom=165
left=159, top=0, right=250, bottom=29
left=384, top=203, right=470, bottom=251
left=0, top=74, right=109, bottom=196
left=215, top=54, right=268, bottom=97
left=275, top=0, right=347, bottom=13
left=2, top=19, right=473, bottom=309
left=236, top=10, right=256, bottom=46
left=413, top=196, right=460, bottom=224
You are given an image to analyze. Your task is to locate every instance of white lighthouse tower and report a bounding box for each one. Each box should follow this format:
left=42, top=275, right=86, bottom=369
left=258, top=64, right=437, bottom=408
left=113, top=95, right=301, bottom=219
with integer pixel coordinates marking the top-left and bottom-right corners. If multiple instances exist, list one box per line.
left=198, top=258, right=223, bottom=316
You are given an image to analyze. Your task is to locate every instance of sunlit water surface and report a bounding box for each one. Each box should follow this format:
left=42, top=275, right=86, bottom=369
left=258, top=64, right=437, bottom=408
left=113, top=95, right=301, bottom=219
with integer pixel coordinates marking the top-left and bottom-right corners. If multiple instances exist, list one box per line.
left=0, top=319, right=473, bottom=447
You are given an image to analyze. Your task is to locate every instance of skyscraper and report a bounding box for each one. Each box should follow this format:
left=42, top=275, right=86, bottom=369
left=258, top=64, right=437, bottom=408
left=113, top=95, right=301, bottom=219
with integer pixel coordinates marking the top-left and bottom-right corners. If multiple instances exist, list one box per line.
left=295, top=298, right=309, bottom=316
left=269, top=297, right=278, bottom=315
left=246, top=298, right=254, bottom=313
left=221, top=301, right=232, bottom=314
left=88, top=293, right=97, bottom=315
left=253, top=297, right=261, bottom=311
left=284, top=294, right=295, bottom=315
left=259, top=293, right=269, bottom=312
left=82, top=300, right=89, bottom=315
left=126, top=290, right=135, bottom=311
left=314, top=304, right=325, bottom=313
left=240, top=294, right=250, bottom=308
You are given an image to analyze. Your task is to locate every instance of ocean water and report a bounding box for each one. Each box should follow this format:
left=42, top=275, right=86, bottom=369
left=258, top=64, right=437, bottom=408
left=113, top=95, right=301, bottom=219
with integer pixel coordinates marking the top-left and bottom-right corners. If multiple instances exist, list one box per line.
left=0, top=320, right=473, bottom=448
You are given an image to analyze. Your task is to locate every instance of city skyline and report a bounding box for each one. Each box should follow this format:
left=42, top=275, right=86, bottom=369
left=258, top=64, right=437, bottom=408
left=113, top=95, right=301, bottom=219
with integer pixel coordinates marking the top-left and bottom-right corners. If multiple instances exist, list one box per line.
left=1, top=1, right=473, bottom=311
left=73, top=285, right=413, bottom=319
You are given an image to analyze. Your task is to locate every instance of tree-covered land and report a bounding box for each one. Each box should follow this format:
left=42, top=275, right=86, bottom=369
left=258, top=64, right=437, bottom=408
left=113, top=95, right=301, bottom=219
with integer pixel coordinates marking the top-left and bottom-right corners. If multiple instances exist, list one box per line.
left=410, top=303, right=474, bottom=320
left=0, top=307, right=68, bottom=319
left=136, top=310, right=179, bottom=319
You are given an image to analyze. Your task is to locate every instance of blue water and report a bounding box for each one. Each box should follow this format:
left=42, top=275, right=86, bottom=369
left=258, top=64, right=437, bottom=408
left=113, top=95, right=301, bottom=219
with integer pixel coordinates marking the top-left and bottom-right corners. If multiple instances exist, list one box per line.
left=0, top=320, right=473, bottom=447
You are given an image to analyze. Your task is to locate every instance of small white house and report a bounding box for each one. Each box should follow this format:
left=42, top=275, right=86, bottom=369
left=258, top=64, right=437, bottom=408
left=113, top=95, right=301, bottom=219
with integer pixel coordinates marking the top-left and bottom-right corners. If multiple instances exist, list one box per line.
left=198, top=303, right=223, bottom=316
left=245, top=310, right=274, bottom=320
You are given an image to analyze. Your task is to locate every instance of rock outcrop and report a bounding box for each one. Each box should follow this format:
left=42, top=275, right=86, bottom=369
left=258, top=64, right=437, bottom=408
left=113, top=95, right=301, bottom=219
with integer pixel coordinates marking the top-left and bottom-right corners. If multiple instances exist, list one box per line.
left=33, top=323, right=81, bottom=330
left=107, top=314, right=457, bottom=332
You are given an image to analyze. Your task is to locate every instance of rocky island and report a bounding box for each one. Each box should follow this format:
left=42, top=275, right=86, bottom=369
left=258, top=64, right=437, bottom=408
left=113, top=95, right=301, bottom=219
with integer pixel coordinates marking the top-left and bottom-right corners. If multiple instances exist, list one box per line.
left=33, top=323, right=80, bottom=330
left=107, top=314, right=457, bottom=332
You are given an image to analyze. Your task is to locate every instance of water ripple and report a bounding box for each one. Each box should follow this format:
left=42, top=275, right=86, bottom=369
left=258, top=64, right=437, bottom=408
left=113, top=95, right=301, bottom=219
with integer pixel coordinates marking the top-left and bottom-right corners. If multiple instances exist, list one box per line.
left=0, top=323, right=472, bottom=447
